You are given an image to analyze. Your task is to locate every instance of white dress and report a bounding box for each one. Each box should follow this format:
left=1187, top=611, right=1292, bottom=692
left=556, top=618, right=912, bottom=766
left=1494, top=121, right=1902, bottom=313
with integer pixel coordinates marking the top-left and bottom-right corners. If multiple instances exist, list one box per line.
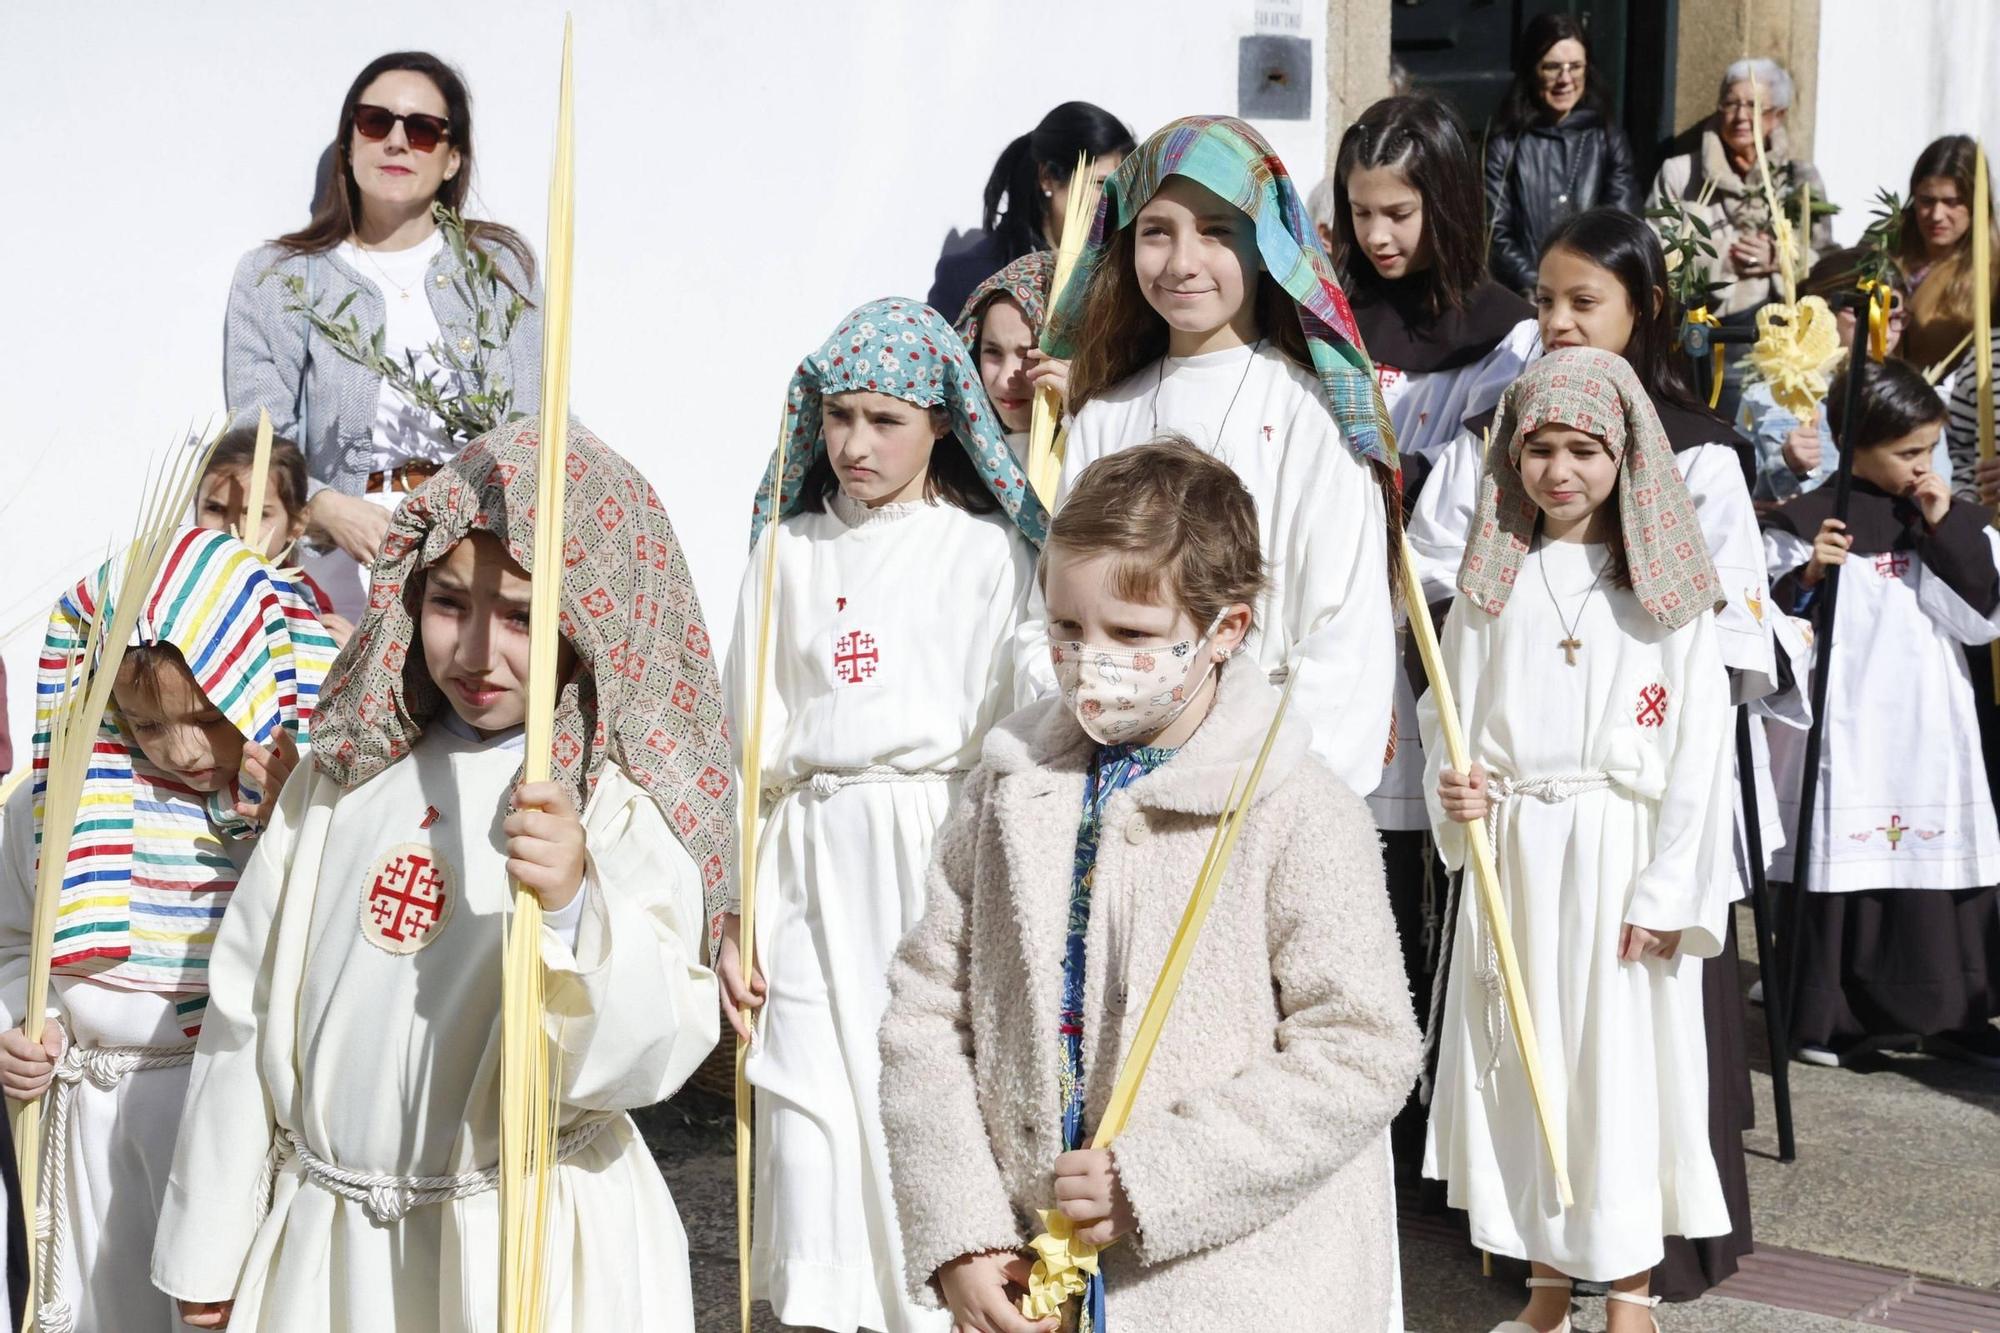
left=1764, top=512, right=2000, bottom=890
left=0, top=783, right=218, bottom=1332
left=149, top=727, right=719, bottom=1331
left=1371, top=319, right=1540, bottom=832
left=1419, top=540, right=1736, bottom=1279
left=1045, top=342, right=1397, bottom=798
left=728, top=493, right=1036, bottom=1333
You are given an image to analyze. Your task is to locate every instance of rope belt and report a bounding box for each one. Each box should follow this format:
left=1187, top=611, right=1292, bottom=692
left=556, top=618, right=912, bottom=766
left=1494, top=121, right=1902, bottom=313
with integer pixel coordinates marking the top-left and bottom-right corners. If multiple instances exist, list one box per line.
left=270, top=1115, right=612, bottom=1226
left=36, top=1041, right=196, bottom=1333
left=761, top=766, right=964, bottom=809
left=1419, top=772, right=1614, bottom=1101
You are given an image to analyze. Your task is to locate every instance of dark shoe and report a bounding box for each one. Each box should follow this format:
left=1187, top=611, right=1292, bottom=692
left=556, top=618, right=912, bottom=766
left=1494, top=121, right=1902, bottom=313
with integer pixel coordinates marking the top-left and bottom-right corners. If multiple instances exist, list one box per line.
left=1923, top=1025, right=2000, bottom=1070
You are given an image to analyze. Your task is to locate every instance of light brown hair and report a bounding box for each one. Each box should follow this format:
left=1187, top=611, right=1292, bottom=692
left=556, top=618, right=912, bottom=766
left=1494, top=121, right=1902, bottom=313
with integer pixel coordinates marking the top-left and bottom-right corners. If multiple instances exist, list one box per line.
left=202, top=425, right=310, bottom=519
left=1043, top=435, right=1268, bottom=627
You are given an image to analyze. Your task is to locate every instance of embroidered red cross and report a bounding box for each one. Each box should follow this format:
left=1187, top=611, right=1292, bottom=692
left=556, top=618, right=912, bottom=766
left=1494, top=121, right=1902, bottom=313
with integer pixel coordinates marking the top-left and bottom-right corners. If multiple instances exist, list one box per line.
left=1635, top=684, right=1669, bottom=728
left=367, top=852, right=448, bottom=946
left=1873, top=551, right=1911, bottom=579
left=833, top=631, right=879, bottom=685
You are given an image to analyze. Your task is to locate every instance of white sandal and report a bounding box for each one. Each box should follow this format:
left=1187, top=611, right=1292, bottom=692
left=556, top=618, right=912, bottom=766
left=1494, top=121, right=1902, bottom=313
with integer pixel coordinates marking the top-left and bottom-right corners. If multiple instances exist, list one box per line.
left=1605, top=1290, right=1663, bottom=1332
left=1487, top=1276, right=1573, bottom=1333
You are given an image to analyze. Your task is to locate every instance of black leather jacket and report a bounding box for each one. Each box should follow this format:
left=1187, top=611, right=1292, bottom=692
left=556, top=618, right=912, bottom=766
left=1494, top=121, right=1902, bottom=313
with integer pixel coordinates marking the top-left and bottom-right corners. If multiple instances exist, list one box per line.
left=1484, top=107, right=1639, bottom=294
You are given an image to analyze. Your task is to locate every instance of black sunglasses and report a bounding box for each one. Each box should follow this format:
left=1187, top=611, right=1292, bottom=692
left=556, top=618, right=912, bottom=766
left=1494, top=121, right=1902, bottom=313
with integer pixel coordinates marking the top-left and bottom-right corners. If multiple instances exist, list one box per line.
left=352, top=103, right=451, bottom=153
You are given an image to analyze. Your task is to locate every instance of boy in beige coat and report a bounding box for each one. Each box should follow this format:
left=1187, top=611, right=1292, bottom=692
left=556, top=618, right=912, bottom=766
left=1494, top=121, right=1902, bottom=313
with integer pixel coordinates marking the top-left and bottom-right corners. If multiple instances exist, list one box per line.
left=879, top=440, right=1420, bottom=1332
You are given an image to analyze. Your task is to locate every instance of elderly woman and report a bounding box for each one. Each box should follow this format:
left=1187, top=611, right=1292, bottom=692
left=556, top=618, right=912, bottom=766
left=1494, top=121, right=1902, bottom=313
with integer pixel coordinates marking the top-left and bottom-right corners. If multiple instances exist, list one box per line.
left=1483, top=13, right=1639, bottom=296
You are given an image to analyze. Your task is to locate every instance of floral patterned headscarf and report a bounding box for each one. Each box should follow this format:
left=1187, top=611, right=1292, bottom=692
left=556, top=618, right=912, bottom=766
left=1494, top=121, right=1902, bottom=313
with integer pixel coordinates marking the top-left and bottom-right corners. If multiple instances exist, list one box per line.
left=311, top=418, right=738, bottom=919
left=1458, top=347, right=1722, bottom=630
left=746, top=298, right=1048, bottom=549
left=953, top=250, right=1057, bottom=357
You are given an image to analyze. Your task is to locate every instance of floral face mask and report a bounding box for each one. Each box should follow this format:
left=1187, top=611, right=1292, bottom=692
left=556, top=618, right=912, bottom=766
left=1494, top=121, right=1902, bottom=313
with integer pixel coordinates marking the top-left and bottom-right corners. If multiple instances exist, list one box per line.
left=1050, top=613, right=1227, bottom=746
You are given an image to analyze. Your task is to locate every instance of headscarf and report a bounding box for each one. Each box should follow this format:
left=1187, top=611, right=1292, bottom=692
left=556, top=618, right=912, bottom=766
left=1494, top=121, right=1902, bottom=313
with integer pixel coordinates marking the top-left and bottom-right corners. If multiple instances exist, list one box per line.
left=1458, top=347, right=1722, bottom=630
left=1042, top=114, right=1395, bottom=468
left=747, top=298, right=1049, bottom=549
left=311, top=418, right=738, bottom=922
left=954, top=250, right=1057, bottom=355
left=35, top=526, right=335, bottom=1024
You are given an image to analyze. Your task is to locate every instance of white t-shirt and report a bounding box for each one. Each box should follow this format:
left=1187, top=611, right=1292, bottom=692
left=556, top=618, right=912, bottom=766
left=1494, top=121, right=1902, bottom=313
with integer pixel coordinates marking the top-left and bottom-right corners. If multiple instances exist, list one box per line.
left=336, top=230, right=451, bottom=472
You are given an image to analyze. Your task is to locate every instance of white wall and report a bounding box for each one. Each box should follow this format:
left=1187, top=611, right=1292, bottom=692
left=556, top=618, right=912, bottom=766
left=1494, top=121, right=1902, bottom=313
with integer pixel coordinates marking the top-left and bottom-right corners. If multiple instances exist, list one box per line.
left=1813, top=0, right=2000, bottom=246
left=0, top=0, right=1328, bottom=754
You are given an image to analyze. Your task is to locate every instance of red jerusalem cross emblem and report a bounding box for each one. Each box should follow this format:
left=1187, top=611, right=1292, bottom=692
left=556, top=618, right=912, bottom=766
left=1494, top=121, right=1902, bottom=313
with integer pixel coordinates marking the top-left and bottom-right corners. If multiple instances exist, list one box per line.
left=833, top=631, right=880, bottom=685
left=1635, top=683, right=1669, bottom=728
left=359, top=843, right=455, bottom=955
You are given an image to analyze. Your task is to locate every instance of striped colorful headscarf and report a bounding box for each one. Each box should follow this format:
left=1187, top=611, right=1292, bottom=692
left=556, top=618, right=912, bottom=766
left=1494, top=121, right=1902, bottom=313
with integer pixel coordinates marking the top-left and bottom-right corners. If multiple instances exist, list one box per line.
left=1458, top=347, right=1722, bottom=630
left=1042, top=114, right=1395, bottom=468
left=747, top=298, right=1049, bottom=549
left=34, top=526, right=335, bottom=1027
left=954, top=250, right=1057, bottom=354
left=311, top=418, right=740, bottom=932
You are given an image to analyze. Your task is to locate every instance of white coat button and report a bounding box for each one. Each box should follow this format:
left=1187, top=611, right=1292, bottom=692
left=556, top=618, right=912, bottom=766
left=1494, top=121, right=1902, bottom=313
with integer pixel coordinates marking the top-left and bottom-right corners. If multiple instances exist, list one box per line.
left=1125, top=817, right=1150, bottom=844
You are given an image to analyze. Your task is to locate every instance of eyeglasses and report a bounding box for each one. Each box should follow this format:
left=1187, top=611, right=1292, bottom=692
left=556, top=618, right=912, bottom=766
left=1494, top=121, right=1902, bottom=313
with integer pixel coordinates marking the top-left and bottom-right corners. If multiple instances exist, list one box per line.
left=1716, top=100, right=1775, bottom=116
left=1539, top=60, right=1585, bottom=79
left=352, top=103, right=451, bottom=153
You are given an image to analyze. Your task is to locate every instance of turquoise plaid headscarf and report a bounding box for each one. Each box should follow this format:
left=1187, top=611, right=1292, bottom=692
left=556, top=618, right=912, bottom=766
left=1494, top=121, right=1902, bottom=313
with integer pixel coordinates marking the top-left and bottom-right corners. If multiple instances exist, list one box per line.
left=1044, top=115, right=1397, bottom=469
left=748, top=298, right=1048, bottom=548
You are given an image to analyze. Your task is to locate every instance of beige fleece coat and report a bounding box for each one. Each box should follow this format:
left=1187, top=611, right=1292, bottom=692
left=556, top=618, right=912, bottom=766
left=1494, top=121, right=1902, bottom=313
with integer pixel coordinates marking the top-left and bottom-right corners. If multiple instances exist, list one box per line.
left=879, top=662, right=1421, bottom=1330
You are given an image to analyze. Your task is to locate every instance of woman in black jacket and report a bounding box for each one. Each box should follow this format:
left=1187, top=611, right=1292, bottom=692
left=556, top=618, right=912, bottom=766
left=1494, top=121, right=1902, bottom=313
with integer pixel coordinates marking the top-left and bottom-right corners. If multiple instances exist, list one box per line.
left=1483, top=13, right=1638, bottom=295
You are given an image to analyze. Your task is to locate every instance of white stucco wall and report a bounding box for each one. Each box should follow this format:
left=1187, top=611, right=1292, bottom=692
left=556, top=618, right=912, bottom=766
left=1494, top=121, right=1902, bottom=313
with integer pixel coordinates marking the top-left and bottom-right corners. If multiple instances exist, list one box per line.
left=0, top=0, right=1329, bottom=755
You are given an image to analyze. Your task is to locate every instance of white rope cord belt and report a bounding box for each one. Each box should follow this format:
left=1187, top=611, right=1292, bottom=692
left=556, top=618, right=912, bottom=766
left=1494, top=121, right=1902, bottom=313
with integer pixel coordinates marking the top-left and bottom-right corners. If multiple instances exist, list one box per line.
left=761, top=766, right=965, bottom=808
left=271, top=1115, right=612, bottom=1226
left=1419, top=772, right=1613, bottom=1101
left=36, top=1041, right=196, bottom=1333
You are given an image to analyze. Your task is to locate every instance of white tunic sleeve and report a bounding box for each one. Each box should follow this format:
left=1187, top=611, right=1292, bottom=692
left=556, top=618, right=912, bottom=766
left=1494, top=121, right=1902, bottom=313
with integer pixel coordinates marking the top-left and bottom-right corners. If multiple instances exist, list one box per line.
left=1622, top=611, right=1734, bottom=959
left=152, top=764, right=314, bottom=1303
left=1678, top=442, right=1776, bottom=701
left=721, top=526, right=792, bottom=918
left=1409, top=427, right=1483, bottom=604
left=541, top=767, right=720, bottom=1111
left=0, top=781, right=38, bottom=1028
left=1913, top=526, right=2000, bottom=645
left=1416, top=596, right=1479, bottom=874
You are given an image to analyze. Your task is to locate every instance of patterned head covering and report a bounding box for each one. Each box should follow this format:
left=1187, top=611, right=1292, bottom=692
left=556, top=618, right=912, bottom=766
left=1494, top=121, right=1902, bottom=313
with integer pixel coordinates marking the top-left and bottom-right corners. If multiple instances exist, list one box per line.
left=747, top=298, right=1048, bottom=549
left=1458, top=347, right=1722, bottom=630
left=311, top=418, right=738, bottom=921
left=954, top=250, right=1057, bottom=356
left=35, top=526, right=335, bottom=1026
left=1042, top=114, right=1395, bottom=468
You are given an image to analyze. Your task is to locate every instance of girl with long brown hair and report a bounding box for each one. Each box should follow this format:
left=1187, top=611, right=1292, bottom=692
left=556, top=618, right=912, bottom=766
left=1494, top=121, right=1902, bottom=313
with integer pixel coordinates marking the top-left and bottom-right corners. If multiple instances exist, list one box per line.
left=1043, top=115, right=1401, bottom=806
left=222, top=51, right=542, bottom=623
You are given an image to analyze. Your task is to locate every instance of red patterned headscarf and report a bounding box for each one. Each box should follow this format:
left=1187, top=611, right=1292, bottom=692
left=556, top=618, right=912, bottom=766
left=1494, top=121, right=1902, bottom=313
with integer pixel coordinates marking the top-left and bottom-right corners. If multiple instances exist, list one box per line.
left=312, top=419, right=737, bottom=916
left=1458, top=347, right=1722, bottom=631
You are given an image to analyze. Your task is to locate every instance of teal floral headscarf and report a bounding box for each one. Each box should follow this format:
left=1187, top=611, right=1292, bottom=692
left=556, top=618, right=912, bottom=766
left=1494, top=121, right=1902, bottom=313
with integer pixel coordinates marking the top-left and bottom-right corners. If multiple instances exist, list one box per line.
left=748, top=298, right=1048, bottom=548
left=1043, top=115, right=1397, bottom=470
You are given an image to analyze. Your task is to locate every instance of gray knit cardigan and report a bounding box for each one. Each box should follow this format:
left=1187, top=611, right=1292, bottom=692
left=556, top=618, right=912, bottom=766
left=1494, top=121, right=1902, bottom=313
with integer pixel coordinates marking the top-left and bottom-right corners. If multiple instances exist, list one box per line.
left=221, top=238, right=543, bottom=498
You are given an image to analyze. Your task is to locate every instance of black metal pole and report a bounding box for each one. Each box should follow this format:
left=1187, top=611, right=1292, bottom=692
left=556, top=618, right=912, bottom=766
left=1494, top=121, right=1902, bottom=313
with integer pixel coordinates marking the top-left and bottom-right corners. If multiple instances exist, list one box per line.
left=1735, top=708, right=1796, bottom=1162
left=1779, top=301, right=1874, bottom=1052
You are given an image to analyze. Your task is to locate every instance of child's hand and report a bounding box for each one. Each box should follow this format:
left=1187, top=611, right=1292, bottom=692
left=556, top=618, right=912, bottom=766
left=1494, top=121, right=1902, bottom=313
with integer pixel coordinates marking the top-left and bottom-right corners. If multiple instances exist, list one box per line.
left=1781, top=422, right=1821, bottom=477
left=935, top=1249, right=1053, bottom=1333
left=1802, top=517, right=1850, bottom=586
left=0, top=1022, right=64, bottom=1102
left=1619, top=924, right=1682, bottom=962
left=320, top=613, right=356, bottom=649
left=234, top=730, right=300, bottom=827
left=1024, top=351, right=1071, bottom=408
left=1912, top=471, right=1952, bottom=528
left=178, top=1299, right=234, bottom=1328
left=1978, top=455, right=2000, bottom=507
left=716, top=911, right=768, bottom=1044
left=1438, top=763, right=1490, bottom=824
left=1052, top=1147, right=1138, bottom=1248
left=504, top=782, right=586, bottom=912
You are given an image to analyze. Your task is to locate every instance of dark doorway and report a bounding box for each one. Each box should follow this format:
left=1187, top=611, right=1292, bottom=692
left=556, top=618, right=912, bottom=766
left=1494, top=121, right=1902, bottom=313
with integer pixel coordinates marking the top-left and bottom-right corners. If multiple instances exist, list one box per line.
left=1389, top=0, right=1680, bottom=180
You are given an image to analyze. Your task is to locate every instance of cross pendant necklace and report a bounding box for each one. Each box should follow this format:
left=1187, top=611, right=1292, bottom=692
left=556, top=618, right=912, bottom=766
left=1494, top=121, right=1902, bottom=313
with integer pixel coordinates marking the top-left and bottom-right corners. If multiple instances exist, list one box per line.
left=1537, top=535, right=1607, bottom=666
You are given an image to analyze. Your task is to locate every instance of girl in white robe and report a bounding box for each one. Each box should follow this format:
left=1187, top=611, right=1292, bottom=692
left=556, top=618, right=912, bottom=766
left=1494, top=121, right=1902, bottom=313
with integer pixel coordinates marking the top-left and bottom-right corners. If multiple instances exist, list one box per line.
left=149, top=421, right=729, bottom=1332
left=718, top=299, right=1045, bottom=1333
left=1422, top=348, right=1735, bottom=1333
left=0, top=528, right=332, bottom=1333
left=1761, top=357, right=2000, bottom=1067
left=1035, top=115, right=1401, bottom=801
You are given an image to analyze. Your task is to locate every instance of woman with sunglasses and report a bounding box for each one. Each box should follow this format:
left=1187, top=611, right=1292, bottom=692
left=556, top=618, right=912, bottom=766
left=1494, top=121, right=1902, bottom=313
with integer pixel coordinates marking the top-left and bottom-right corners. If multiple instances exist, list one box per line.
left=222, top=51, right=541, bottom=621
